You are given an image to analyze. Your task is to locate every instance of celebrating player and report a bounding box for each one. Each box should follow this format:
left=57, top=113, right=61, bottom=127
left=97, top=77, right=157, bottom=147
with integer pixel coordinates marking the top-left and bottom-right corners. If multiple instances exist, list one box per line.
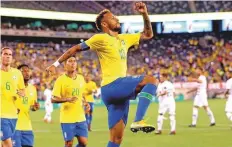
left=12, top=64, right=40, bottom=147
left=187, top=67, right=216, bottom=127
left=1, top=47, right=25, bottom=147
left=224, top=72, right=232, bottom=123
left=51, top=57, right=90, bottom=147
left=46, top=2, right=158, bottom=147
left=84, top=74, right=98, bottom=131
left=43, top=84, right=53, bottom=123
left=155, top=73, right=176, bottom=135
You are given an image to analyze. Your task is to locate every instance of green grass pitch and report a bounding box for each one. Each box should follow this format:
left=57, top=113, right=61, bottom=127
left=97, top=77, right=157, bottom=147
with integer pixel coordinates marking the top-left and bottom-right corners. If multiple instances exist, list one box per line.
left=31, top=99, right=232, bottom=147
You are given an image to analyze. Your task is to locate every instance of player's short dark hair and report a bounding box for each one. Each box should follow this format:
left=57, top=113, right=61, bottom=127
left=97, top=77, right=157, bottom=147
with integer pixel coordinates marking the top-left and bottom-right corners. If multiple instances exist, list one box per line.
left=18, top=64, right=29, bottom=70
left=161, top=73, right=168, bottom=78
left=1, top=47, right=13, bottom=54
left=65, top=56, right=76, bottom=64
left=196, top=67, right=204, bottom=71
left=95, top=9, right=110, bottom=31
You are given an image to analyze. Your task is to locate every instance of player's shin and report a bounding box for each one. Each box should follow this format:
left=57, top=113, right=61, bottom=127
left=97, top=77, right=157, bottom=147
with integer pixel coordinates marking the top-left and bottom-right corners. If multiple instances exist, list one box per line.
left=107, top=141, right=120, bottom=147
left=226, top=112, right=232, bottom=121
left=157, top=114, right=164, bottom=131
left=89, top=114, right=93, bottom=125
left=206, top=107, right=215, bottom=123
left=169, top=115, right=176, bottom=132
left=134, top=84, right=156, bottom=122
left=85, top=114, right=89, bottom=125
left=192, top=107, right=198, bottom=125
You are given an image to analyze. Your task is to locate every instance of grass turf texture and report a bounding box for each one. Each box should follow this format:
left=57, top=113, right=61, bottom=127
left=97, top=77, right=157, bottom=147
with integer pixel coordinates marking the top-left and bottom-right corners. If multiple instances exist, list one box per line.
left=31, top=99, right=232, bottom=147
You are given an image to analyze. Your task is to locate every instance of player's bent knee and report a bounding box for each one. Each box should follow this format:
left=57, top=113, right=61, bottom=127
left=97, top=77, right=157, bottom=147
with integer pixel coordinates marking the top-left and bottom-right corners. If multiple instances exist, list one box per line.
left=143, top=75, right=157, bottom=85
left=169, top=114, right=175, bottom=121
left=226, top=112, right=232, bottom=118
left=111, top=136, right=123, bottom=144
left=65, top=141, right=73, bottom=147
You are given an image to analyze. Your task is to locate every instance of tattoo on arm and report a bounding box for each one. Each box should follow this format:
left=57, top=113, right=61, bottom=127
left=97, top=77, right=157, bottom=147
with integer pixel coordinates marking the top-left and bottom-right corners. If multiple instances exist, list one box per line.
left=141, top=13, right=153, bottom=39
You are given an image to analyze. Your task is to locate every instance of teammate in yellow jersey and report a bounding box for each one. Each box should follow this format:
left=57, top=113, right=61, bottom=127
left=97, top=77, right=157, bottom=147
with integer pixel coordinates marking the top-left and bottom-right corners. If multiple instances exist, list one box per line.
left=12, top=64, right=40, bottom=147
left=84, top=74, right=98, bottom=131
left=1, top=47, right=25, bottom=147
left=47, top=2, right=158, bottom=147
left=51, top=57, right=90, bottom=147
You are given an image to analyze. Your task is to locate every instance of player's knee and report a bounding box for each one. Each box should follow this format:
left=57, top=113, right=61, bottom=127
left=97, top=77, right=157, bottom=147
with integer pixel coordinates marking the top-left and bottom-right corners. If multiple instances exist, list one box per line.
left=169, top=114, right=175, bottom=121
left=203, top=106, right=208, bottom=110
left=142, top=75, right=157, bottom=85
left=226, top=112, right=232, bottom=119
left=2, top=140, right=13, bottom=147
left=77, top=143, right=87, bottom=147
left=65, top=141, right=73, bottom=147
left=111, top=135, right=123, bottom=144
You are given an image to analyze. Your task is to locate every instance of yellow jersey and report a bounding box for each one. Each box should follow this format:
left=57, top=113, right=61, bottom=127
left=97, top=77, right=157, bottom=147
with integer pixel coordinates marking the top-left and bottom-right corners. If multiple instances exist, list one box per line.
left=85, top=81, right=97, bottom=103
left=85, top=33, right=140, bottom=86
left=16, top=84, right=37, bottom=130
left=0, top=68, right=25, bottom=118
left=52, top=74, right=86, bottom=123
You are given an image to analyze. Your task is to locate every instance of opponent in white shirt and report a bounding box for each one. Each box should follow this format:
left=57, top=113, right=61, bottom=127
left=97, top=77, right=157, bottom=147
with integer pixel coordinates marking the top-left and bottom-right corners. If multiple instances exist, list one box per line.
left=155, top=73, right=176, bottom=135
left=224, top=72, right=232, bottom=122
left=187, top=67, right=215, bottom=127
left=43, top=85, right=53, bottom=123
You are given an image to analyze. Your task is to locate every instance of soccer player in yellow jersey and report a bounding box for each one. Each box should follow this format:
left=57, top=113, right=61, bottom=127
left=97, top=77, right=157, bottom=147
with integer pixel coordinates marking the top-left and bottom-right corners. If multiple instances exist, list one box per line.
left=1, top=47, right=25, bottom=147
left=47, top=2, right=158, bottom=147
left=51, top=57, right=90, bottom=147
left=12, top=64, right=40, bottom=147
left=84, top=74, right=98, bottom=131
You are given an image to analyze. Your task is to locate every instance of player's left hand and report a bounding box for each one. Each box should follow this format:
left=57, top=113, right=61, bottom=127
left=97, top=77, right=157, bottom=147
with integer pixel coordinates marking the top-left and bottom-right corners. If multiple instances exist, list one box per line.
left=84, top=102, right=90, bottom=113
left=134, top=2, right=148, bottom=14
left=34, top=102, right=40, bottom=110
left=17, top=89, right=25, bottom=97
left=31, top=102, right=40, bottom=111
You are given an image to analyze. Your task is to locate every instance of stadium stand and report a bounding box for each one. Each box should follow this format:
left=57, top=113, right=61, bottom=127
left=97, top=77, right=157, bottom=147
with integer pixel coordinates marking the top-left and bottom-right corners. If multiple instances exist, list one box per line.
left=1, top=1, right=232, bottom=15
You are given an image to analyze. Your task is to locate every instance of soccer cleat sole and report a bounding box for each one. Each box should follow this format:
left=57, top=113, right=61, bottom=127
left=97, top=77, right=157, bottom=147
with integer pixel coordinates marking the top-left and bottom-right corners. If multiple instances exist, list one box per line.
left=130, top=126, right=155, bottom=133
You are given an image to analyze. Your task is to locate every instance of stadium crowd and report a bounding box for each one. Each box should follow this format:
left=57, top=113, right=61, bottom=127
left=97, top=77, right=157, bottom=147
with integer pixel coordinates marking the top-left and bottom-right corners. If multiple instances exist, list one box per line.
left=2, top=1, right=232, bottom=15
left=1, top=32, right=232, bottom=100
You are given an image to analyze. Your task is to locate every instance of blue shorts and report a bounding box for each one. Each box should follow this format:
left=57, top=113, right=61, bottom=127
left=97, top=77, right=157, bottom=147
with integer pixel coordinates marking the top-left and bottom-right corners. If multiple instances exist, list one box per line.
left=61, top=121, right=88, bottom=141
left=88, top=102, right=94, bottom=113
left=1, top=118, right=17, bottom=141
left=12, top=130, right=34, bottom=147
left=101, top=76, right=144, bottom=129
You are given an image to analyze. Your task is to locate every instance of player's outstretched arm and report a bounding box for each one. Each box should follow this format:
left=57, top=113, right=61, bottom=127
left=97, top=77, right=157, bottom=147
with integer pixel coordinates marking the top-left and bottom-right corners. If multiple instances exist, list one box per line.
left=134, top=2, right=153, bottom=40
left=51, top=96, right=78, bottom=103
left=188, top=77, right=202, bottom=83
left=46, top=44, right=84, bottom=75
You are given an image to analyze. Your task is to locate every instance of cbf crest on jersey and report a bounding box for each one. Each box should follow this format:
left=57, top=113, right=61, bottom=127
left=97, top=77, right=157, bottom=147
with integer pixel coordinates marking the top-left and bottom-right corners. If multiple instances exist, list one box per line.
left=13, top=75, right=17, bottom=80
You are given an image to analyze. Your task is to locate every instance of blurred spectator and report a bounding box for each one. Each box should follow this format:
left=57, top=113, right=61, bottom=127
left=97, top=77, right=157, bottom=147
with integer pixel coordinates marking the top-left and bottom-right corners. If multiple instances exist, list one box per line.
left=1, top=32, right=232, bottom=100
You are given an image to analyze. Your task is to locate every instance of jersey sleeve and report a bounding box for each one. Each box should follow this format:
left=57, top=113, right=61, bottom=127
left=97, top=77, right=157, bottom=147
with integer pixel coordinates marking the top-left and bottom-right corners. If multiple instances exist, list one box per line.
left=85, top=34, right=104, bottom=51
left=123, top=33, right=141, bottom=49
left=52, top=77, right=62, bottom=98
left=93, top=82, right=97, bottom=90
left=17, top=70, right=25, bottom=89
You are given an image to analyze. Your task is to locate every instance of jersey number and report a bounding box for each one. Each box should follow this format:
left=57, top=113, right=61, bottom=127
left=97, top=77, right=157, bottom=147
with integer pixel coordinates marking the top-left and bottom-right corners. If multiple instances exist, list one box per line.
left=6, top=82, right=11, bottom=90
left=72, top=88, right=79, bottom=96
left=23, top=96, right=28, bottom=104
